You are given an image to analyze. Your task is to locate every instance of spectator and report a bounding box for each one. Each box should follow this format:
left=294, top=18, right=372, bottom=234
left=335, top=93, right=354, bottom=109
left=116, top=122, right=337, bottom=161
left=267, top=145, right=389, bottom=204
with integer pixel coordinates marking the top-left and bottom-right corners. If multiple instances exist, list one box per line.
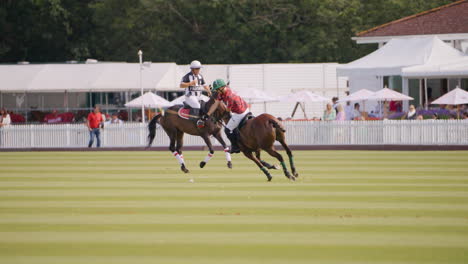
left=332, top=97, right=341, bottom=113
left=323, top=103, right=336, bottom=121
left=432, top=113, right=438, bottom=120
left=335, top=104, right=346, bottom=121
left=106, top=112, right=124, bottom=125
left=389, top=100, right=402, bottom=113
left=0, top=108, right=11, bottom=127
left=405, top=105, right=417, bottom=120
left=87, top=106, right=103, bottom=148
left=101, top=112, right=108, bottom=125
left=44, top=109, right=62, bottom=124
left=416, top=114, right=424, bottom=120
left=344, top=101, right=354, bottom=120
left=463, top=112, right=468, bottom=120
left=353, top=103, right=362, bottom=120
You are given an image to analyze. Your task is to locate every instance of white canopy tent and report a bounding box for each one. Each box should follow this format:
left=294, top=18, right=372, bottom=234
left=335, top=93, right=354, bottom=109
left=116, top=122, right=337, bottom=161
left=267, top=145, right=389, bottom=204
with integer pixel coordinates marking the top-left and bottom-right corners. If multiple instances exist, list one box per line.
left=280, top=90, right=329, bottom=119
left=124, top=92, right=173, bottom=108
left=0, top=62, right=180, bottom=92
left=431, top=87, right=468, bottom=119
left=338, top=89, right=374, bottom=102
left=337, top=37, right=465, bottom=77
left=367, top=88, right=414, bottom=101
left=0, top=64, right=45, bottom=92
left=431, top=87, right=468, bottom=105
left=367, top=88, right=414, bottom=118
left=402, top=57, right=468, bottom=78
left=236, top=89, right=279, bottom=104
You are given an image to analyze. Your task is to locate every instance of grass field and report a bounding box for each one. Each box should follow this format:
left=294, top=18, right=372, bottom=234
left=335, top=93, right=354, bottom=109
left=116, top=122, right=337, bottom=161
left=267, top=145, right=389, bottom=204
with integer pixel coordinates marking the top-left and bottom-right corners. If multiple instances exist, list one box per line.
left=0, top=150, right=467, bottom=264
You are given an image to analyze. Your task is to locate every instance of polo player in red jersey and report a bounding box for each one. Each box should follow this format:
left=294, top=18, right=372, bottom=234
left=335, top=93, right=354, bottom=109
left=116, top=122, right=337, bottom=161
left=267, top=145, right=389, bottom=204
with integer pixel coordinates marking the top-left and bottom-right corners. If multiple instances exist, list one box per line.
left=205, top=79, right=249, bottom=154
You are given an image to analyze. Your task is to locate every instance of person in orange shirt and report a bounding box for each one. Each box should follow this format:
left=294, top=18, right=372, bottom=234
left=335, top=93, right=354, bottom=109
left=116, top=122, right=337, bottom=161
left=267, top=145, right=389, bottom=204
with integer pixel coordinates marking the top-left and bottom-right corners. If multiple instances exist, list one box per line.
left=87, top=106, right=103, bottom=148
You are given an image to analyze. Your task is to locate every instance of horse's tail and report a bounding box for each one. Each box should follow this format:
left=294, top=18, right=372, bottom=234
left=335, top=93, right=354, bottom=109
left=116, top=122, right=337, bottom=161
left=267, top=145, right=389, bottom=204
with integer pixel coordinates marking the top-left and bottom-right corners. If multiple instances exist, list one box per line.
left=147, top=114, right=162, bottom=147
left=269, top=118, right=286, bottom=133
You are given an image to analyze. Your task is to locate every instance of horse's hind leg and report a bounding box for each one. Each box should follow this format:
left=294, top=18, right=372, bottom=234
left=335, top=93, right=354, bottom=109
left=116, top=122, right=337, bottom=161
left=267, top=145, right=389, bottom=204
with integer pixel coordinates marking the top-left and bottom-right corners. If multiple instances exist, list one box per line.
left=264, top=147, right=295, bottom=181
left=214, top=132, right=232, bottom=169
left=243, top=150, right=272, bottom=181
left=200, top=134, right=214, bottom=168
left=255, top=150, right=278, bottom=170
left=278, top=138, right=298, bottom=177
left=175, top=130, right=189, bottom=173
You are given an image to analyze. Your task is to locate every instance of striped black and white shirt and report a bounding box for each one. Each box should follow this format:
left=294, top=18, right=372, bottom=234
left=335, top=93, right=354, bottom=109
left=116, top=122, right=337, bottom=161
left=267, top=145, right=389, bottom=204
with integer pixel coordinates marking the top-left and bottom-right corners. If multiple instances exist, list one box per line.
left=181, top=72, right=206, bottom=94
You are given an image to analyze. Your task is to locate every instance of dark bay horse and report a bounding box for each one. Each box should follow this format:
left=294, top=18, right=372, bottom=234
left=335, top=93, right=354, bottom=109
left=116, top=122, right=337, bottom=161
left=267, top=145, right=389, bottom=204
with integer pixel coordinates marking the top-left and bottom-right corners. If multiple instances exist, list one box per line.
left=148, top=98, right=231, bottom=173
left=231, top=114, right=299, bottom=181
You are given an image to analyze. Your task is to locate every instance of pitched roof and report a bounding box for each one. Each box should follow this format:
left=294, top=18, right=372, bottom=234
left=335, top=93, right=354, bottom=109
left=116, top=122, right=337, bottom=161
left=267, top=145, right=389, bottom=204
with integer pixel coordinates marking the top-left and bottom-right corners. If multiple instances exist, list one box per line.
left=357, top=0, right=468, bottom=37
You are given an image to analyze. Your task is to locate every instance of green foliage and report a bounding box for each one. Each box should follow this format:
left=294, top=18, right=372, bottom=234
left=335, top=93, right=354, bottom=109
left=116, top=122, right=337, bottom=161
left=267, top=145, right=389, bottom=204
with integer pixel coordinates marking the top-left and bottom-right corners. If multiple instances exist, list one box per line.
left=0, top=0, right=456, bottom=63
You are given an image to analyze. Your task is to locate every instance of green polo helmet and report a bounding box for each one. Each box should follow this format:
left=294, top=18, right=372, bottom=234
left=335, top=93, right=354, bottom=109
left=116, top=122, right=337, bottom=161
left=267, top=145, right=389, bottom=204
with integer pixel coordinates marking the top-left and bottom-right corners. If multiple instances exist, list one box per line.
left=212, top=79, right=226, bottom=91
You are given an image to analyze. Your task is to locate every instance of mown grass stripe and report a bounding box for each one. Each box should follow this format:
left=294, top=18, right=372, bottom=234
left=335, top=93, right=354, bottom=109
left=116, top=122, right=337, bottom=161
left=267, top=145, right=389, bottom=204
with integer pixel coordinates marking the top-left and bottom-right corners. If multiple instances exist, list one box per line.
left=2, top=200, right=468, bottom=210
left=1, top=214, right=466, bottom=226
left=1, top=231, right=467, bottom=247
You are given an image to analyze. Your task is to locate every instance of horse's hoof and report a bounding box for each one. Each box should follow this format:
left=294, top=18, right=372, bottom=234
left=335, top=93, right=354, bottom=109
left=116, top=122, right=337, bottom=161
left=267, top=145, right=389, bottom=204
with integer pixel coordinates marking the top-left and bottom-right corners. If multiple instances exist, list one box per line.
left=227, top=161, right=232, bottom=169
left=289, top=175, right=296, bottom=181
left=272, top=164, right=280, bottom=170
left=181, top=165, right=189, bottom=173
left=294, top=172, right=299, bottom=177
left=266, top=174, right=272, bottom=181
left=200, top=161, right=206, bottom=168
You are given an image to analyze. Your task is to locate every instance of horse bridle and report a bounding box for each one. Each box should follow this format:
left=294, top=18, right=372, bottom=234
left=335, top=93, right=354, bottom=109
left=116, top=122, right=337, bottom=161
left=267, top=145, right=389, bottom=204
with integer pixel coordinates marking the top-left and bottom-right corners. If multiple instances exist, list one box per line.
left=208, top=110, right=230, bottom=127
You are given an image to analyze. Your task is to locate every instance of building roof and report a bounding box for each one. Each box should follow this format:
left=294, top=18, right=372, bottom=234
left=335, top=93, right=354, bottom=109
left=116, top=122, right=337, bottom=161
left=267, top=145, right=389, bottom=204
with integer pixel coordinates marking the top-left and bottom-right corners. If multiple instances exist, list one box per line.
left=357, top=0, right=468, bottom=38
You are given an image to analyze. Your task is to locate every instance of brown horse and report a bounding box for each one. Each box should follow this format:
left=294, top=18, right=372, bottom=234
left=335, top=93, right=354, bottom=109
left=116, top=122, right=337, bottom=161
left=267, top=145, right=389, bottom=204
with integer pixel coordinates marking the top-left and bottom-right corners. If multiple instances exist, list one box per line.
left=233, top=114, right=299, bottom=181
left=147, top=98, right=231, bottom=173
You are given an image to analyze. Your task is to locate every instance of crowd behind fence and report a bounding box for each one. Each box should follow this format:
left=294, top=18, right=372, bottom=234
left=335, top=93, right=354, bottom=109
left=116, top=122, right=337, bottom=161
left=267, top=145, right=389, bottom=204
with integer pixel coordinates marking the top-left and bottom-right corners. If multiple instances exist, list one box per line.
left=1, top=120, right=467, bottom=149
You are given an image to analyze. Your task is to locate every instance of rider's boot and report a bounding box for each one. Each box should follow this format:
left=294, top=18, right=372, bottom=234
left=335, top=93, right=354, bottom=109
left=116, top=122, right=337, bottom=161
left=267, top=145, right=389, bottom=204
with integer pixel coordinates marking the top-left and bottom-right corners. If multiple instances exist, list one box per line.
left=226, top=129, right=241, bottom=154
left=190, top=108, right=205, bottom=128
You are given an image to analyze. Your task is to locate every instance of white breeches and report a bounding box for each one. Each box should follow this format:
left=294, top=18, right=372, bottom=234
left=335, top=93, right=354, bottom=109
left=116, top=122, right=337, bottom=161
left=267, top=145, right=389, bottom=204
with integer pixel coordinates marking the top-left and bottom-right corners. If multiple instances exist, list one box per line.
left=226, top=108, right=250, bottom=132
left=185, top=95, right=201, bottom=109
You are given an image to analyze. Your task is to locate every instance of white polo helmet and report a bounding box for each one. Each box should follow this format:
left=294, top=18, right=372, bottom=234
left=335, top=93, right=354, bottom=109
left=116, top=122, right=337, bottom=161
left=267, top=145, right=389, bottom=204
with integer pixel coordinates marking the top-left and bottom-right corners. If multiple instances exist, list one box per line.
left=190, top=60, right=203, bottom=69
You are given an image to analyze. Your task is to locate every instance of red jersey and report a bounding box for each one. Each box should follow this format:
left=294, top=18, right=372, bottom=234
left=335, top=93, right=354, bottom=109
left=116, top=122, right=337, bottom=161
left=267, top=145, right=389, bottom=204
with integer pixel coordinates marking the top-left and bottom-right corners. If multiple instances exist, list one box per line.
left=87, top=112, right=103, bottom=129
left=216, top=87, right=248, bottom=114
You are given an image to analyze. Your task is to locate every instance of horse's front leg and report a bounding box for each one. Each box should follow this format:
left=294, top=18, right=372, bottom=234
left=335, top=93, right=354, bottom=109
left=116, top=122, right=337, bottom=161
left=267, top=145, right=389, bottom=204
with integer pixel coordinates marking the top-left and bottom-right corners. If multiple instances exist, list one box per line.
left=199, top=134, right=215, bottom=168
left=214, top=131, right=232, bottom=169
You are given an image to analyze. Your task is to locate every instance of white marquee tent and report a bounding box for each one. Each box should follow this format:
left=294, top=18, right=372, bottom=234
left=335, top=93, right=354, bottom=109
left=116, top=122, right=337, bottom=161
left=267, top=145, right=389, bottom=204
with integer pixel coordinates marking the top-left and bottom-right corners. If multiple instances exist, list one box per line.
left=402, top=57, right=468, bottom=78
left=0, top=62, right=179, bottom=92
left=337, top=37, right=465, bottom=77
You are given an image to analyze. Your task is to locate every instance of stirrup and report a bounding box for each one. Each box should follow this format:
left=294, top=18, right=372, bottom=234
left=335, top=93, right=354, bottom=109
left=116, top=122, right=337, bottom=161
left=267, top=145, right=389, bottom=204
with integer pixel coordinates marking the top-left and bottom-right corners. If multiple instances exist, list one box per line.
left=196, top=119, right=205, bottom=128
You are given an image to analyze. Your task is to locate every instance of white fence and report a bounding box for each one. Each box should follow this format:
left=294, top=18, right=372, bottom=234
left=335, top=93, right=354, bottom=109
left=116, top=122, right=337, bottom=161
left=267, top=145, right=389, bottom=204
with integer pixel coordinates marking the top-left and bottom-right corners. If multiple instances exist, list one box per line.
left=1, top=120, right=467, bottom=149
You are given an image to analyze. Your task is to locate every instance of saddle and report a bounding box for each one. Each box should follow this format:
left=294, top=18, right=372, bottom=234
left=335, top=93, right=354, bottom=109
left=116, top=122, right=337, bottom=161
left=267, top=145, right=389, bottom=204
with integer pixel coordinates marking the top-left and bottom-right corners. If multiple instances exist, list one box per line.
left=238, top=112, right=254, bottom=130
left=178, top=101, right=206, bottom=120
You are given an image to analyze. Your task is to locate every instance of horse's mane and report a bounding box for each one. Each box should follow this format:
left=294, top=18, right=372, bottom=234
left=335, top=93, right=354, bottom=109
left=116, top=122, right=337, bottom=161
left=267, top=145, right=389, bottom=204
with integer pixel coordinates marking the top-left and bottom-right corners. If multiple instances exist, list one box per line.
left=206, top=96, right=229, bottom=122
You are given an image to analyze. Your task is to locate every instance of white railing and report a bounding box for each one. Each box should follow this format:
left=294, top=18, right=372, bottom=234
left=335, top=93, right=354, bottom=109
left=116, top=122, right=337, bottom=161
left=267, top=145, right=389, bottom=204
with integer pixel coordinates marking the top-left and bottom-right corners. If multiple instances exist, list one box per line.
left=0, top=120, right=467, bottom=148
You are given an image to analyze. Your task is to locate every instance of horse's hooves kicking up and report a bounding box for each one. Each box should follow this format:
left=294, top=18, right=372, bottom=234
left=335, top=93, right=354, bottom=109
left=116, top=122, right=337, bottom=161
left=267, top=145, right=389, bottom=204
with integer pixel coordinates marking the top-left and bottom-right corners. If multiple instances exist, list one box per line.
left=293, top=172, right=299, bottom=177
left=285, top=172, right=296, bottom=181
left=200, top=161, right=206, bottom=168
left=227, top=161, right=232, bottom=169
left=181, top=164, right=189, bottom=173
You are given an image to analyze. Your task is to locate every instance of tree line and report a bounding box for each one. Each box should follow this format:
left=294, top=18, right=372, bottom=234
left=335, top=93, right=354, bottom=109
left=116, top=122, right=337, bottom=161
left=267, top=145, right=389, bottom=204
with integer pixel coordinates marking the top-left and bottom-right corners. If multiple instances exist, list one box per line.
left=0, top=0, right=455, bottom=64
